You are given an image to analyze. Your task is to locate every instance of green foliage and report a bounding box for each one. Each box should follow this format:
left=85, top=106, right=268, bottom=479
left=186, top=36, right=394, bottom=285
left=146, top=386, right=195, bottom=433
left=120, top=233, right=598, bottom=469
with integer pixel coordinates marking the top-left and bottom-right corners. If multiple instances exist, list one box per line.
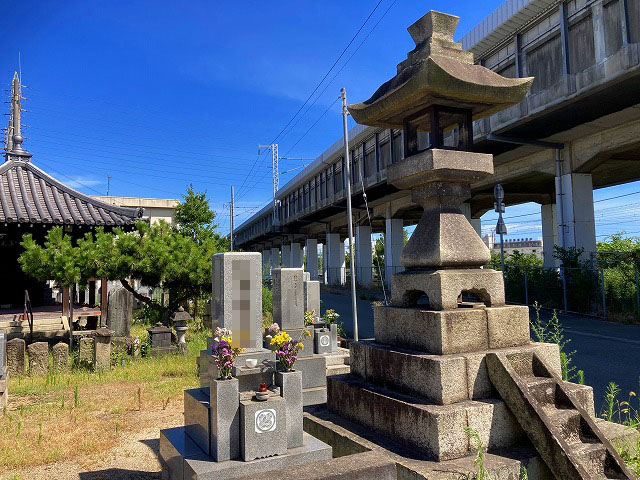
left=465, top=427, right=492, bottom=480
left=262, top=284, right=273, bottom=326
left=603, top=382, right=622, bottom=422
left=19, top=227, right=81, bottom=287
left=520, top=467, right=528, bottom=480
left=174, top=184, right=226, bottom=247
left=19, top=186, right=227, bottom=319
left=531, top=303, right=577, bottom=381
left=322, top=309, right=340, bottom=325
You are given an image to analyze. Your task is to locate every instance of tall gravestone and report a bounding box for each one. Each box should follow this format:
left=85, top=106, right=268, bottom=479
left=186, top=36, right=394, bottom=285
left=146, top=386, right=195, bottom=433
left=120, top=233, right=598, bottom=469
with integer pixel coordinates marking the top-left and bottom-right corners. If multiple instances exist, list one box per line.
left=201, top=252, right=275, bottom=391
left=107, top=283, right=133, bottom=337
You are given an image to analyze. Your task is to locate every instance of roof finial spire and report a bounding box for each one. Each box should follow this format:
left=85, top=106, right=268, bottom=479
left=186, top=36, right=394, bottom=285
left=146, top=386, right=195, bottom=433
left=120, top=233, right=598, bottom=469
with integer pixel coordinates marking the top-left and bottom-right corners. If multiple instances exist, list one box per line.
left=5, top=71, right=31, bottom=163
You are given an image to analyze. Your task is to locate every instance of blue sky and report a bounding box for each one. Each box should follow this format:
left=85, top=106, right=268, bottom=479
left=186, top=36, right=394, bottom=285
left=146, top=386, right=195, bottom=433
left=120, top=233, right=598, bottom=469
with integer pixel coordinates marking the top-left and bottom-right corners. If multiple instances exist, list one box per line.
left=1, top=0, right=639, bottom=241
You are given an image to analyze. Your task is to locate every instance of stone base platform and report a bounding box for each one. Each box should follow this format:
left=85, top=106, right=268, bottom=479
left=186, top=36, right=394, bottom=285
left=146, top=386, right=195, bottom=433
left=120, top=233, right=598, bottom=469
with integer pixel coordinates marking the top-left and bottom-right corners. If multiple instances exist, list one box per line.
left=160, top=427, right=332, bottom=480
left=303, top=405, right=640, bottom=480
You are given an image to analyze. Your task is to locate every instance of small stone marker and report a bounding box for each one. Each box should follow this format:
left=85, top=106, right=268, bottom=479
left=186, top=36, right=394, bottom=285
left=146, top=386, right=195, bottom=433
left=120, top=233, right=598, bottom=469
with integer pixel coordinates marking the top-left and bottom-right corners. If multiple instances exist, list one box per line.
left=6, top=338, right=25, bottom=377
left=52, top=342, right=69, bottom=371
left=79, top=337, right=94, bottom=367
left=93, top=327, right=113, bottom=372
left=240, top=395, right=287, bottom=461
left=272, top=268, right=304, bottom=331
left=314, top=328, right=332, bottom=355
left=107, top=283, right=133, bottom=337
left=212, top=252, right=262, bottom=350
left=27, top=342, right=49, bottom=376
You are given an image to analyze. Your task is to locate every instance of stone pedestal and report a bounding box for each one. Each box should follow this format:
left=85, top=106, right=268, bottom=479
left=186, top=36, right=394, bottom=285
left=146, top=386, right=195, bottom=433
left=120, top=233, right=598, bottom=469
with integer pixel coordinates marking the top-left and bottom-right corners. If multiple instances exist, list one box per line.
left=27, top=342, right=49, bottom=376
left=147, top=322, right=175, bottom=356
left=240, top=395, right=287, bottom=461
left=275, top=370, right=304, bottom=448
left=93, top=327, right=113, bottom=372
left=6, top=338, right=25, bottom=377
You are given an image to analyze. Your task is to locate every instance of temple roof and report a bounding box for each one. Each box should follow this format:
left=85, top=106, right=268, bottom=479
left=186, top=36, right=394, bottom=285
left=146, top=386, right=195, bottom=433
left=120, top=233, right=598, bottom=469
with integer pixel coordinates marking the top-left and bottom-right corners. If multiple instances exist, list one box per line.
left=0, top=159, right=143, bottom=226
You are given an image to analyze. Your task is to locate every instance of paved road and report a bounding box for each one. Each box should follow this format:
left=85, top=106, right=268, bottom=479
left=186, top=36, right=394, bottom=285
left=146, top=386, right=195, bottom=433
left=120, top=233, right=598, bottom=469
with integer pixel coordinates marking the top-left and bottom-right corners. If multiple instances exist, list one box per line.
left=321, top=291, right=640, bottom=412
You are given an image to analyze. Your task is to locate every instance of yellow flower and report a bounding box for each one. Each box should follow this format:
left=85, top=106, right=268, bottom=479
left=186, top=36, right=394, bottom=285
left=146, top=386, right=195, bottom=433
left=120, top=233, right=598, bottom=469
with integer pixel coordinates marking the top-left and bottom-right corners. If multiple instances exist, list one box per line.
left=298, top=342, right=304, bottom=350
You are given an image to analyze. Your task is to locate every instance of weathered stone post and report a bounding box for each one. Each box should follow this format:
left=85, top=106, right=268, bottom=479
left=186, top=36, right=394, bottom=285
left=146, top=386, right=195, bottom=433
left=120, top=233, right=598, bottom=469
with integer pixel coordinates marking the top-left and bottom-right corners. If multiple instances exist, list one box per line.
left=27, top=342, right=49, bottom=376
left=6, top=338, right=25, bottom=377
left=107, top=283, right=133, bottom=337
left=52, top=342, right=69, bottom=371
left=93, top=327, right=113, bottom=372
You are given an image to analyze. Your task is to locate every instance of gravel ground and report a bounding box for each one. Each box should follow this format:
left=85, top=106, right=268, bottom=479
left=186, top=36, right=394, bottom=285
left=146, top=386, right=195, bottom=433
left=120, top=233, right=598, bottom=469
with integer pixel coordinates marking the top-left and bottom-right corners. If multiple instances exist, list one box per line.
left=4, top=408, right=183, bottom=480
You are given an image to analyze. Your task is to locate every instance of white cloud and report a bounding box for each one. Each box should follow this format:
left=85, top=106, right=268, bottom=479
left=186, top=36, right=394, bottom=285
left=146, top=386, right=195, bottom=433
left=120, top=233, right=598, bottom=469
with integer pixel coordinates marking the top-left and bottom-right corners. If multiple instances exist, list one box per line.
left=64, top=176, right=104, bottom=190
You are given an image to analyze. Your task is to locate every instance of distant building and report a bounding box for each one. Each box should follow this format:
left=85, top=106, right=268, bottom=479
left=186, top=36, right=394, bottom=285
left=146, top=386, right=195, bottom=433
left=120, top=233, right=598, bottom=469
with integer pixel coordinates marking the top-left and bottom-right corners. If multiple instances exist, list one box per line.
left=483, top=234, right=543, bottom=260
left=91, top=197, right=179, bottom=225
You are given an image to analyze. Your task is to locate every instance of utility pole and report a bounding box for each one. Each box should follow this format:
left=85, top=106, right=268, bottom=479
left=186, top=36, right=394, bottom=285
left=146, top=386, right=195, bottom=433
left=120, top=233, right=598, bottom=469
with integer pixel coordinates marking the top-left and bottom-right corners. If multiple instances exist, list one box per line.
left=494, top=183, right=507, bottom=282
left=106, top=175, right=111, bottom=196
left=230, top=186, right=235, bottom=251
left=341, top=87, right=358, bottom=342
left=258, top=144, right=279, bottom=223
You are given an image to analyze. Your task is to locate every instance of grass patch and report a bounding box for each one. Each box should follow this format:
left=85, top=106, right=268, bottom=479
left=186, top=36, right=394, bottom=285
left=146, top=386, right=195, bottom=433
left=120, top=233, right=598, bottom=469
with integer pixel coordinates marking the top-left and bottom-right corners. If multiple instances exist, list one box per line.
left=0, top=328, right=208, bottom=472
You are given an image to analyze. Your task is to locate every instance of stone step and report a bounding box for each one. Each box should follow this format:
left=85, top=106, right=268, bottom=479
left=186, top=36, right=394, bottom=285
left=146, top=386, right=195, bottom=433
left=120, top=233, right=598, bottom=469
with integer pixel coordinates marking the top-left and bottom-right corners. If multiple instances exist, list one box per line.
left=327, top=373, right=523, bottom=461
left=487, top=351, right=635, bottom=479
left=545, top=408, right=582, bottom=444
left=303, top=386, right=327, bottom=407
left=326, top=364, right=350, bottom=376
left=570, top=442, right=608, bottom=477
left=324, top=349, right=349, bottom=366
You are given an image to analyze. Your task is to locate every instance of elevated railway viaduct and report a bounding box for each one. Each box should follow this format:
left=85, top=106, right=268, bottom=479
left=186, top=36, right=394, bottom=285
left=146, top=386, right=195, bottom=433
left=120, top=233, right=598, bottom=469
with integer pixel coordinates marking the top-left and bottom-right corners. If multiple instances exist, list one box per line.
left=235, top=0, right=640, bottom=287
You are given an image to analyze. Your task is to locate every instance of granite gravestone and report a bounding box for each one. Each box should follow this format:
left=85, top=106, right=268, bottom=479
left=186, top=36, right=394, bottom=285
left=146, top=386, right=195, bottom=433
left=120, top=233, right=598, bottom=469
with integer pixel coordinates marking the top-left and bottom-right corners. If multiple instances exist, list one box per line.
left=212, top=252, right=262, bottom=351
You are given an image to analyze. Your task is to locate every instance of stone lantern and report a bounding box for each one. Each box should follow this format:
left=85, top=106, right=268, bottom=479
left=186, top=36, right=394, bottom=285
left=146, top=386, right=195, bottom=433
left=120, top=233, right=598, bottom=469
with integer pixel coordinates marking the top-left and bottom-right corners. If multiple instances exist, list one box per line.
left=171, top=306, right=190, bottom=355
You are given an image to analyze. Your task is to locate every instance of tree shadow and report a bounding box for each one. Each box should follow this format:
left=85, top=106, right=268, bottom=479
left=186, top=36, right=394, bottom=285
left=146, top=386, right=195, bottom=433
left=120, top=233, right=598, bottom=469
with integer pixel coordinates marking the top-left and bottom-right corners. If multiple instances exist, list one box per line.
left=78, top=468, right=160, bottom=480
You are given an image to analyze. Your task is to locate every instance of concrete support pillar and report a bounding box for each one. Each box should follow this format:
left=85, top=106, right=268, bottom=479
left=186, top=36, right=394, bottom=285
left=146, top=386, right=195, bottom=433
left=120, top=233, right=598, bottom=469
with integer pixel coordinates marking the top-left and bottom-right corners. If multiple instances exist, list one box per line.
left=305, top=239, right=318, bottom=280
left=281, top=244, right=291, bottom=268
left=460, top=202, right=481, bottom=237
left=355, top=225, right=373, bottom=287
left=326, top=233, right=342, bottom=286
left=339, top=242, right=346, bottom=286
left=541, top=203, right=559, bottom=268
left=270, top=247, right=280, bottom=269
left=385, top=217, right=404, bottom=286
left=557, top=173, right=597, bottom=261
left=262, top=249, right=271, bottom=276
left=321, top=243, right=327, bottom=283
left=290, top=242, right=303, bottom=268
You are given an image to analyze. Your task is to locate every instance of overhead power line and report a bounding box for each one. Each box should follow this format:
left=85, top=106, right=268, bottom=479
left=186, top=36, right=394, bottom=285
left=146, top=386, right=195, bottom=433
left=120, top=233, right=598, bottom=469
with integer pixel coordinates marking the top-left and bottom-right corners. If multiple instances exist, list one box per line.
left=236, top=0, right=387, bottom=198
